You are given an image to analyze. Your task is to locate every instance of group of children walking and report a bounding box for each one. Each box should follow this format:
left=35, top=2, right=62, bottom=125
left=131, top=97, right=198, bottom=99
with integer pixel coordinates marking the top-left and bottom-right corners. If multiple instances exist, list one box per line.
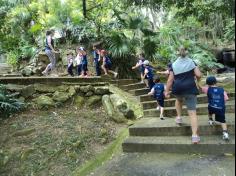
left=132, top=51, right=230, bottom=143
left=66, top=45, right=118, bottom=78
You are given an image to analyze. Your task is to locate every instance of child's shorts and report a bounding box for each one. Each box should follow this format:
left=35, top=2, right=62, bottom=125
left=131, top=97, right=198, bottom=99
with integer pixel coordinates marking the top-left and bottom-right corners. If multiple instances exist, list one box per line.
left=139, top=67, right=145, bottom=75
left=208, top=106, right=226, bottom=123
left=105, top=63, right=112, bottom=70
left=82, top=64, right=88, bottom=72
left=157, top=99, right=165, bottom=108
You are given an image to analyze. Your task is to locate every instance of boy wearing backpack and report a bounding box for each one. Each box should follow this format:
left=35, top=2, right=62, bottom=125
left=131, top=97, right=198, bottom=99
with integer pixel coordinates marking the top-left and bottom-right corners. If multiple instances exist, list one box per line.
left=148, top=76, right=166, bottom=120
left=199, top=76, right=230, bottom=141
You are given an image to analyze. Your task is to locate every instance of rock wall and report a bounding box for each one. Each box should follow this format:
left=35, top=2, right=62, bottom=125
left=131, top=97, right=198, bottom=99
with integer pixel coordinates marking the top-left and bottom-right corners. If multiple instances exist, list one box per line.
left=3, top=83, right=137, bottom=123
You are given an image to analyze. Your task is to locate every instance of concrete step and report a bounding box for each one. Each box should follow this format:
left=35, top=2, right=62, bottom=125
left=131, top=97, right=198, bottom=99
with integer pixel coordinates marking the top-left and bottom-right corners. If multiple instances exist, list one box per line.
left=0, top=63, right=12, bottom=74
left=143, top=101, right=235, bottom=117
left=120, top=83, right=146, bottom=91
left=129, top=114, right=235, bottom=137
left=142, top=93, right=236, bottom=110
left=0, top=77, right=110, bottom=85
left=140, top=92, right=236, bottom=103
left=122, top=135, right=235, bottom=154
left=129, top=88, right=149, bottom=96
left=110, top=79, right=138, bottom=87
left=0, top=73, right=22, bottom=77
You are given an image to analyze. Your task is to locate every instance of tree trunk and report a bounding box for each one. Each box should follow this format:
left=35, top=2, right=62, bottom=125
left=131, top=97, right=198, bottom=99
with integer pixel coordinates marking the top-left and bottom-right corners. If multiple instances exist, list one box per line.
left=82, top=0, right=87, bottom=18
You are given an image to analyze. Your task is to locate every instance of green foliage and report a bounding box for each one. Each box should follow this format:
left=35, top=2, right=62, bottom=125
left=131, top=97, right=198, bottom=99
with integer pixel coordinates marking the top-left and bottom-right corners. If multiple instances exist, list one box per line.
left=6, top=50, right=19, bottom=67
left=0, top=85, right=25, bottom=118
left=224, top=19, right=235, bottom=42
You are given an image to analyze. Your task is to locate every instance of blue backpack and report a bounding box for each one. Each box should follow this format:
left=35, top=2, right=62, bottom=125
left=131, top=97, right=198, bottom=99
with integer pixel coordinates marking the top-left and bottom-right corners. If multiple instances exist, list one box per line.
left=207, top=87, right=225, bottom=109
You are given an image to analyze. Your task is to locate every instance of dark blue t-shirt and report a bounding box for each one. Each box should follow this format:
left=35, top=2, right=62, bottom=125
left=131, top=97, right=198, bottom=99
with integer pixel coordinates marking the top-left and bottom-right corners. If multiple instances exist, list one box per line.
left=146, top=66, right=154, bottom=80
left=153, top=83, right=165, bottom=100
left=170, top=57, right=199, bottom=95
left=105, top=56, right=112, bottom=65
left=82, top=55, right=88, bottom=65
left=93, top=51, right=99, bottom=62
left=207, top=87, right=225, bottom=110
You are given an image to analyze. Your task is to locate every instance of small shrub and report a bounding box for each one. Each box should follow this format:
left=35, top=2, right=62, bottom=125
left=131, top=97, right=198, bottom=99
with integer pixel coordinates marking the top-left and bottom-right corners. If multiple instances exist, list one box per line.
left=0, top=85, right=25, bottom=118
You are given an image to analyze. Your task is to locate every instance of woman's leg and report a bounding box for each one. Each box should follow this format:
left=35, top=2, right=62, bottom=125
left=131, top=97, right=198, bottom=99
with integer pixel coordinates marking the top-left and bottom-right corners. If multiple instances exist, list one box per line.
left=102, top=65, right=108, bottom=75
left=43, top=50, right=56, bottom=74
left=188, top=110, right=198, bottom=136
left=175, top=99, right=183, bottom=118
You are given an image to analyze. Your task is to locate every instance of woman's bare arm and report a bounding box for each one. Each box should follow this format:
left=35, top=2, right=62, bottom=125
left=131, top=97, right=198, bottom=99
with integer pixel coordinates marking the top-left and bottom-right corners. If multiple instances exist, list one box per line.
left=165, top=71, right=174, bottom=97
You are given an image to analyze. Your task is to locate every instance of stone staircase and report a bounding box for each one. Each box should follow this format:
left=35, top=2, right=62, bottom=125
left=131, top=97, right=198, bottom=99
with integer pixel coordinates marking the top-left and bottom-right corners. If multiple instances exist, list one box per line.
left=120, top=80, right=235, bottom=154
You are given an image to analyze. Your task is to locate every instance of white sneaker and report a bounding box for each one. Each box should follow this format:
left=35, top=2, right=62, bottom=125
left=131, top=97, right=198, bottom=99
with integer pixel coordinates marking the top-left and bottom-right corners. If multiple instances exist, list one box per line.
left=223, top=132, right=230, bottom=141
left=208, top=120, right=214, bottom=126
left=156, top=106, right=160, bottom=111
left=160, top=115, right=165, bottom=120
left=114, top=73, right=118, bottom=78
left=175, top=117, right=183, bottom=125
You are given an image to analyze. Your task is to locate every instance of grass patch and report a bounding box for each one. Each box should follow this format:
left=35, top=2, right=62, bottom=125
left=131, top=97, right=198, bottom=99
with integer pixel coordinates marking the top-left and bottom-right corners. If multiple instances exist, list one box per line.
left=72, top=128, right=128, bottom=176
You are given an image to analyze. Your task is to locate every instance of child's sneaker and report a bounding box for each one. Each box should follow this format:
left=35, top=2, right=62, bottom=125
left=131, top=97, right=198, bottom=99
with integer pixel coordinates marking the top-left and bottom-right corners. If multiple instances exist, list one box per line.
left=192, top=136, right=200, bottom=144
left=175, top=117, right=183, bottom=125
left=114, top=73, right=118, bottom=78
left=208, top=119, right=214, bottom=126
left=160, top=115, right=165, bottom=120
left=223, top=132, right=230, bottom=141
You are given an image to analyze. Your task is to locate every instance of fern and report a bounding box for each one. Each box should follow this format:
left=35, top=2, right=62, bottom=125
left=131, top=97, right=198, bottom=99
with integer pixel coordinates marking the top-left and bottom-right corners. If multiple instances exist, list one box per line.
left=0, top=85, right=25, bottom=118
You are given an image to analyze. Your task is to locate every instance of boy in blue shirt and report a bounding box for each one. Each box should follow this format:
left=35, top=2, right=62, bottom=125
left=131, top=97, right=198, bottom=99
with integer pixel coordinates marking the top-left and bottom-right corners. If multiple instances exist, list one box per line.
left=148, top=76, right=165, bottom=120
left=200, top=76, right=230, bottom=141
left=144, top=60, right=155, bottom=90
left=93, top=45, right=101, bottom=76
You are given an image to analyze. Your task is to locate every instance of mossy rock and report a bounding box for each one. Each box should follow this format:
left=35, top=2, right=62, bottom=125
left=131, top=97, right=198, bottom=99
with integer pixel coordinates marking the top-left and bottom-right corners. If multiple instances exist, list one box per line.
left=20, top=85, right=36, bottom=98
left=75, top=96, right=85, bottom=107
left=80, top=85, right=95, bottom=93
left=57, top=85, right=69, bottom=92
left=52, top=91, right=70, bottom=103
left=34, top=84, right=56, bottom=93
left=69, top=86, right=76, bottom=97
left=34, top=95, right=55, bottom=109
left=95, top=87, right=110, bottom=95
left=86, top=96, right=102, bottom=107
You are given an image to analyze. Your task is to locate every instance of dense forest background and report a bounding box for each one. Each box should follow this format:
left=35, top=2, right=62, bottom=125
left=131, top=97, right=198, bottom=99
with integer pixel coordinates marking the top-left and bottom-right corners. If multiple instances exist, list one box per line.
left=0, top=0, right=235, bottom=75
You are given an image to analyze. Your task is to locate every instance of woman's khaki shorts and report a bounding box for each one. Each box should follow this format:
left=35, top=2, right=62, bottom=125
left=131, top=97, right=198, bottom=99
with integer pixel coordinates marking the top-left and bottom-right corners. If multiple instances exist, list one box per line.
left=175, top=94, right=197, bottom=111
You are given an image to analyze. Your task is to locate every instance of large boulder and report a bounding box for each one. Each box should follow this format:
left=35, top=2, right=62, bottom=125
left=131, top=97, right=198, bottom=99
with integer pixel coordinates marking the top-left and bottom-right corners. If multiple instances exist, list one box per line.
left=110, top=94, right=128, bottom=113
left=110, top=94, right=135, bottom=120
left=52, top=91, right=70, bottom=103
left=102, top=95, right=127, bottom=123
left=95, top=87, right=110, bottom=95
left=86, top=95, right=102, bottom=107
left=20, top=85, right=36, bottom=98
left=102, top=95, right=114, bottom=117
left=75, top=96, right=85, bottom=107
left=34, top=95, right=55, bottom=109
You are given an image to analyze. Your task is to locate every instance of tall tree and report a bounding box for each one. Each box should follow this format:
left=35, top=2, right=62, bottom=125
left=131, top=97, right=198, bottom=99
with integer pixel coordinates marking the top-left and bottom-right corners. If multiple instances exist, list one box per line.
left=82, top=0, right=87, bottom=18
